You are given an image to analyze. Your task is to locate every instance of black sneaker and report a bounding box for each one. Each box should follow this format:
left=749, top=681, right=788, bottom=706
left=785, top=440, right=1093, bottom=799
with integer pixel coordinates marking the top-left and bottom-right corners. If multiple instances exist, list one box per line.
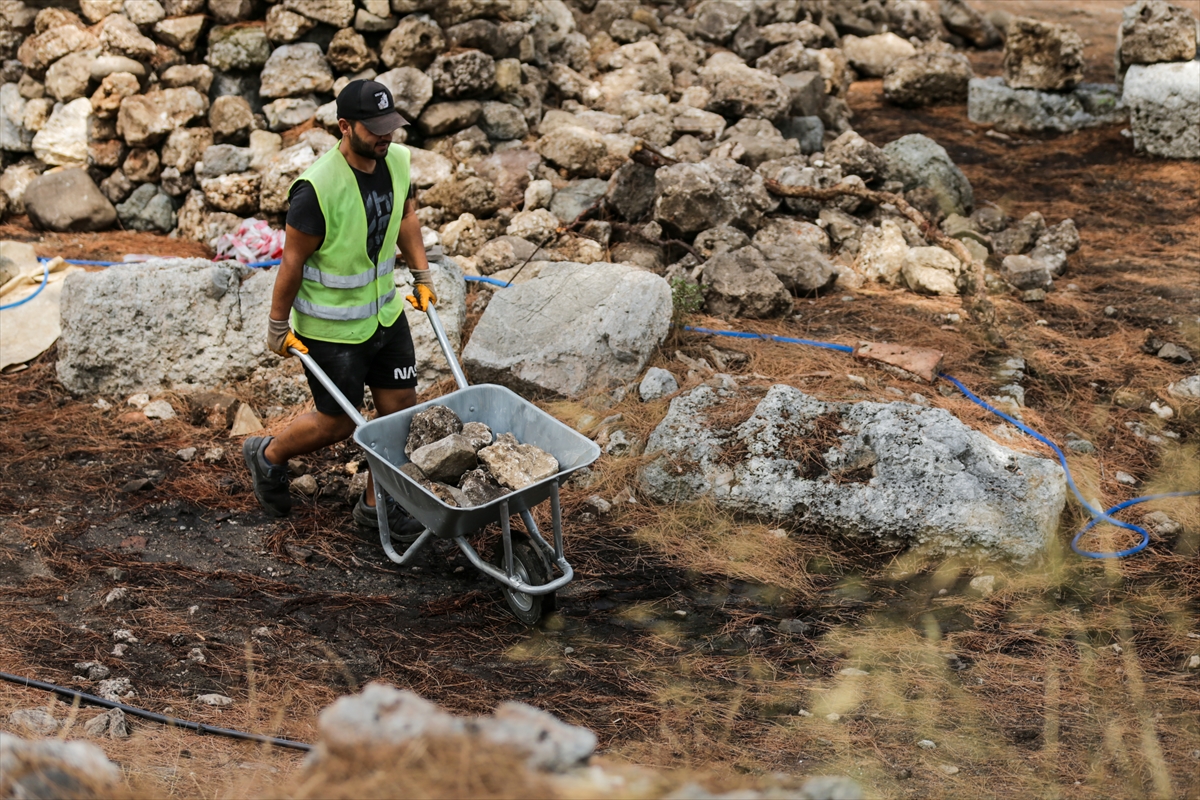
left=242, top=436, right=292, bottom=518
left=353, top=492, right=425, bottom=543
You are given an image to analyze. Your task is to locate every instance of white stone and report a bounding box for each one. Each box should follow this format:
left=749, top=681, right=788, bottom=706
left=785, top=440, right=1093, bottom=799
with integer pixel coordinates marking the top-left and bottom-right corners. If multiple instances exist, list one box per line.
left=1122, top=61, right=1200, bottom=159
left=142, top=399, right=176, bottom=419
left=32, top=97, right=91, bottom=166
left=196, top=693, right=233, bottom=706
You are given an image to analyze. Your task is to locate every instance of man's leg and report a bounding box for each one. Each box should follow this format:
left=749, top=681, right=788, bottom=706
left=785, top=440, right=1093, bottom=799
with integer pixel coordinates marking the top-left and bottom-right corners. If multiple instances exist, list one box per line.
left=362, top=387, right=417, bottom=508
left=264, top=411, right=356, bottom=466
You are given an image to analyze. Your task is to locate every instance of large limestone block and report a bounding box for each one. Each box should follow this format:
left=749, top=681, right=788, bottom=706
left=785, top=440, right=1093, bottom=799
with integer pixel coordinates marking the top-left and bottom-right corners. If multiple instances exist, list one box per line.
left=1002, top=16, right=1084, bottom=92
left=461, top=261, right=671, bottom=398
left=967, top=76, right=1126, bottom=133
left=701, top=246, right=793, bottom=319
left=884, top=53, right=973, bottom=108
left=1123, top=61, right=1200, bottom=159
left=653, top=158, right=778, bottom=235
left=638, top=384, right=1067, bottom=561
left=22, top=168, right=117, bottom=231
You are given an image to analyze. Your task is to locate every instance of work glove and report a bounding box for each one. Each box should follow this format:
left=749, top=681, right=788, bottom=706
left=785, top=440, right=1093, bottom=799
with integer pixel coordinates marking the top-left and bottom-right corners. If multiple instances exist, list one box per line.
left=406, top=269, right=437, bottom=312
left=267, top=316, right=308, bottom=358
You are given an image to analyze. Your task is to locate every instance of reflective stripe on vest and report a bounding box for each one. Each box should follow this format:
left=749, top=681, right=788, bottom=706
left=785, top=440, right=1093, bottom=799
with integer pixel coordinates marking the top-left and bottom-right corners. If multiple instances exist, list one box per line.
left=301, top=255, right=395, bottom=289
left=293, top=288, right=398, bottom=321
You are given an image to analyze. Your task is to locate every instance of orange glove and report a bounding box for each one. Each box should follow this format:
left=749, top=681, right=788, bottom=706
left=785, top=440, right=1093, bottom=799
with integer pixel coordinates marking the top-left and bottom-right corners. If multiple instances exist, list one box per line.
left=267, top=316, right=308, bottom=357
left=406, top=269, right=437, bottom=312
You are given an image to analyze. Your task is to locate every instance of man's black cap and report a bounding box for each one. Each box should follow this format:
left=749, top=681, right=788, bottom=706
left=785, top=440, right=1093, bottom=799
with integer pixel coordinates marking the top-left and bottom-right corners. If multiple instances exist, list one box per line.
left=336, top=79, right=407, bottom=135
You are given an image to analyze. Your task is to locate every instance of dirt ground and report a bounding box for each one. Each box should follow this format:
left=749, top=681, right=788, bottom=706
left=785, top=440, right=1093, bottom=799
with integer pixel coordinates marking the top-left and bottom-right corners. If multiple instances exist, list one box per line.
left=1, top=3, right=1198, bottom=798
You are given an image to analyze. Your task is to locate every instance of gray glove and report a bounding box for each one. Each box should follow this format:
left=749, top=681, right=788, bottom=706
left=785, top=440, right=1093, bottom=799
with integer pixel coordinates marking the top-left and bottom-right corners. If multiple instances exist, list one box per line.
left=267, top=316, right=307, bottom=357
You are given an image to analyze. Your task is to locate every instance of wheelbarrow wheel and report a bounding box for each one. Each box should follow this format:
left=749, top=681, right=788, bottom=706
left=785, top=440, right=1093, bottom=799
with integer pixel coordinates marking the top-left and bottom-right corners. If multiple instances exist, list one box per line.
left=494, top=537, right=552, bottom=625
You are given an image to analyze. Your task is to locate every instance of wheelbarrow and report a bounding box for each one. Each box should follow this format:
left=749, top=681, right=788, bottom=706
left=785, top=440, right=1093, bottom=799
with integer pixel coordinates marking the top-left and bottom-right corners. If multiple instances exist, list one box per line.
left=290, top=304, right=600, bottom=624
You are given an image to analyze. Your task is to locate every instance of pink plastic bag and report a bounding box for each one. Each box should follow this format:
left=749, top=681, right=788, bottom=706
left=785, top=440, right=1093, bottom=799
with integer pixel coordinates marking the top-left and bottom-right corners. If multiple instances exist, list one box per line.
left=213, top=219, right=286, bottom=264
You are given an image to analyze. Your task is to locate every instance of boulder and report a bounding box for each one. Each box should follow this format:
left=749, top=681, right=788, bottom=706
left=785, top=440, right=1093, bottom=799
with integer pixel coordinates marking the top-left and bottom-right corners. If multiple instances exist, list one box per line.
left=639, top=367, right=679, bottom=401
left=1001, top=254, right=1054, bottom=290
left=702, top=246, right=793, bottom=318
left=196, top=143, right=252, bottom=178
left=422, top=174, right=498, bottom=218
left=535, top=124, right=609, bottom=177
left=1117, top=0, right=1197, bottom=73
left=307, top=683, right=595, bottom=774
left=693, top=0, right=751, bottom=44
left=258, top=43, right=333, bottom=99
left=122, top=147, right=160, bottom=183
left=823, top=130, right=888, bottom=181
left=380, top=13, right=444, bottom=69
left=700, top=57, right=791, bottom=121
left=884, top=53, right=974, bottom=107
left=479, top=101, right=528, bottom=141
left=161, top=127, right=214, bottom=173
left=45, top=49, right=96, bottom=102
left=404, top=405, right=463, bottom=457
left=266, top=5, right=316, bottom=42
left=154, top=15, right=207, bottom=52
left=32, top=97, right=91, bottom=166
left=97, top=13, right=157, bottom=60
left=115, top=182, right=176, bottom=232
left=209, top=0, right=255, bottom=23
left=18, top=25, right=99, bottom=72
left=780, top=71, right=824, bottom=117
left=283, top=0, right=354, bottom=28
left=967, top=77, right=1126, bottom=133
left=939, top=0, right=1000, bottom=48
left=0, top=84, right=35, bottom=153
left=855, top=219, right=910, bottom=284
left=209, top=95, right=254, bottom=143
left=1123, top=61, right=1200, bottom=159
left=428, top=49, right=495, bottom=99
left=201, top=171, right=259, bottom=215
left=262, top=96, right=319, bottom=132
left=507, top=209, right=558, bottom=242
left=718, top=117, right=800, bottom=170
left=258, top=143, right=317, bottom=213
left=475, top=236, right=542, bottom=274
left=89, top=54, right=146, bottom=81
left=638, top=384, right=1066, bottom=561
left=653, top=159, right=777, bottom=235
left=417, top=100, right=482, bottom=137
left=411, top=434, right=478, bottom=483
left=841, top=33, right=916, bottom=78
left=0, top=733, right=122, bottom=799
left=461, top=261, right=671, bottom=398
left=902, top=246, right=961, bottom=296
left=756, top=155, right=842, bottom=215
left=882, top=134, right=973, bottom=217
left=375, top=67, right=434, bottom=121
left=117, top=87, right=208, bottom=147
left=751, top=218, right=835, bottom=293
left=22, top=168, right=117, bottom=231
left=473, top=148, right=540, bottom=209
left=327, top=28, right=376, bottom=73
left=549, top=177, right=607, bottom=223
left=89, top=72, right=140, bottom=118
left=160, top=64, right=213, bottom=93
left=477, top=433, right=558, bottom=491
left=206, top=24, right=271, bottom=72
left=1003, top=16, right=1085, bottom=92
left=459, top=468, right=506, bottom=506
left=605, top=161, right=656, bottom=221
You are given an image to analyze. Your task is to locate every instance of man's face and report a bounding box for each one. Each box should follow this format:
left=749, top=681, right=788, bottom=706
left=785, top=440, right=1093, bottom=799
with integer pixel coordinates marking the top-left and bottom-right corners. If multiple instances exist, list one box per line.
left=345, top=120, right=390, bottom=159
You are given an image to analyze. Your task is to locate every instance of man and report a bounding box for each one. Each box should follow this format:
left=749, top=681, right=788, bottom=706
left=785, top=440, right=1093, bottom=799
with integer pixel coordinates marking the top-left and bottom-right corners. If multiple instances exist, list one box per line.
left=242, top=79, right=435, bottom=541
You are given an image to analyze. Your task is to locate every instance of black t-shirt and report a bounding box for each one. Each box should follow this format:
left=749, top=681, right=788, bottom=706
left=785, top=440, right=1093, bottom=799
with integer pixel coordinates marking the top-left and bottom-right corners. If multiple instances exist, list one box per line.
left=287, top=158, right=407, bottom=264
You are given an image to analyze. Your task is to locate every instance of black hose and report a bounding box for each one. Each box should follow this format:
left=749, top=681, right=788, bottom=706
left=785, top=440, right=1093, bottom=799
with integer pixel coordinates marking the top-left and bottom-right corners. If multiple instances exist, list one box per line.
left=0, top=670, right=311, bottom=752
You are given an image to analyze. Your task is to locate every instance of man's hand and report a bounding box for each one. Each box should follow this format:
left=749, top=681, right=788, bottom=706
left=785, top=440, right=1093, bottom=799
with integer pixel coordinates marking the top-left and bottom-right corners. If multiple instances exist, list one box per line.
left=406, top=269, right=437, bottom=312
left=267, top=316, right=308, bottom=357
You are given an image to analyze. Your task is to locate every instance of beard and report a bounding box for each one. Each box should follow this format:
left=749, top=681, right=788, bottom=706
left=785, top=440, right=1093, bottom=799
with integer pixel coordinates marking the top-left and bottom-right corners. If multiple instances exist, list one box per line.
left=348, top=128, right=388, bottom=159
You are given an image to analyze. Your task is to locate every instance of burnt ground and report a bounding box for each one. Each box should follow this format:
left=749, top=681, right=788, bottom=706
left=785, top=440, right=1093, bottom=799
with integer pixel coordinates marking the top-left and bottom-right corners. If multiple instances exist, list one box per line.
left=1, top=2, right=1199, bottom=798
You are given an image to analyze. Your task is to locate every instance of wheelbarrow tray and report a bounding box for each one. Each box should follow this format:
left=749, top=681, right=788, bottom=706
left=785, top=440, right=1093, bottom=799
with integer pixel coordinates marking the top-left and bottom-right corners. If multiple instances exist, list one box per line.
left=353, top=383, right=600, bottom=541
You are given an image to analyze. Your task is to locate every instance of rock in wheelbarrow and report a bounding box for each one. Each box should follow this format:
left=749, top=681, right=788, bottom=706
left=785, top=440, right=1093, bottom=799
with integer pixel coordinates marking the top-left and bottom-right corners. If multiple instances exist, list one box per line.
left=404, top=405, right=463, bottom=458
left=477, top=433, right=559, bottom=491
left=410, top=434, right=478, bottom=483
left=459, top=468, right=508, bottom=506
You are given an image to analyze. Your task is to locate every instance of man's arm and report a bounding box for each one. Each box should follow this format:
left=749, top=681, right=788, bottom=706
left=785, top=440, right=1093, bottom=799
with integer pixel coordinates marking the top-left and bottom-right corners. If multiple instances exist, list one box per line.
left=271, top=225, right=323, bottom=321
left=397, top=191, right=437, bottom=310
left=266, top=225, right=323, bottom=356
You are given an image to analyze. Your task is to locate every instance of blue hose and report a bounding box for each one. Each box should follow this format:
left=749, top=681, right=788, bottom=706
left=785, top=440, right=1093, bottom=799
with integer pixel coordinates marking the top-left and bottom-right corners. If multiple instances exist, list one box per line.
left=465, top=274, right=513, bottom=287
left=0, top=260, right=49, bottom=311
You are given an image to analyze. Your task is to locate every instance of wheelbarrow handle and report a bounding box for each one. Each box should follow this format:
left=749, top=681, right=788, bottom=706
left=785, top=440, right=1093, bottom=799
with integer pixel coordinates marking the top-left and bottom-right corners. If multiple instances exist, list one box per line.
left=424, top=303, right=469, bottom=392
left=288, top=347, right=369, bottom=429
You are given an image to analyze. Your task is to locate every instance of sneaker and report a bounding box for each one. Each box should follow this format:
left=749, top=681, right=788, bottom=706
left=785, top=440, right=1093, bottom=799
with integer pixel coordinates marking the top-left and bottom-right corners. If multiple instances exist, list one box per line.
left=242, top=435, right=292, bottom=518
left=353, top=492, right=425, bottom=543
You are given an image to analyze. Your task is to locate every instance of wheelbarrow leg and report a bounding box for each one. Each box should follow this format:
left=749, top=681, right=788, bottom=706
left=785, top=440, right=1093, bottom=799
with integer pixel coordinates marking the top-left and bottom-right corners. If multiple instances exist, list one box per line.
left=374, top=481, right=433, bottom=565
left=519, top=480, right=566, bottom=567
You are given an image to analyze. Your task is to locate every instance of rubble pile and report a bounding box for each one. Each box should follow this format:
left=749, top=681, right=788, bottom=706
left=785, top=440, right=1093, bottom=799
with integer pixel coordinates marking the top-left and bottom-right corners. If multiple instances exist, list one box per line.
left=400, top=404, right=559, bottom=508
left=0, top=0, right=1188, bottom=320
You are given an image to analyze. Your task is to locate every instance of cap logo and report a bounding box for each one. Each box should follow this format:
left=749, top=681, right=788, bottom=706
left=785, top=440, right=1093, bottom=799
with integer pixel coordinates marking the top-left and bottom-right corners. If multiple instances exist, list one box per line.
left=375, top=91, right=389, bottom=110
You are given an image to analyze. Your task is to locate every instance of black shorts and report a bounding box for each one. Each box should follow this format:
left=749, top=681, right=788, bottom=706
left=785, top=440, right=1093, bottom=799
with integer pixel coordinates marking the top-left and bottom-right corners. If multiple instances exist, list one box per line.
left=296, top=314, right=418, bottom=416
